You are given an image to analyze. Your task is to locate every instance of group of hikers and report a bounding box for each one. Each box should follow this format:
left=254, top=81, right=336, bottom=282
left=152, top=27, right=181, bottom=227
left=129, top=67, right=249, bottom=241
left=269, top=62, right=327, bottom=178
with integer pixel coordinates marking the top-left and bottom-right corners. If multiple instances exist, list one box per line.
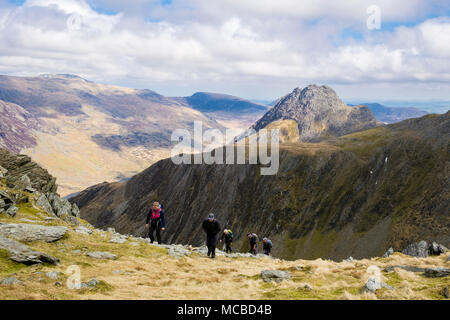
left=145, top=202, right=273, bottom=259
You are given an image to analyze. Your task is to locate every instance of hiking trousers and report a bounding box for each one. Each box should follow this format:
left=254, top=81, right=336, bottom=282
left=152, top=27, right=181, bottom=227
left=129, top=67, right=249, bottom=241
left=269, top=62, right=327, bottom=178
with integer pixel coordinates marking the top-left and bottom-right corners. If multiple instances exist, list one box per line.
left=149, top=219, right=162, bottom=244
left=206, top=234, right=218, bottom=257
left=225, top=242, right=232, bottom=253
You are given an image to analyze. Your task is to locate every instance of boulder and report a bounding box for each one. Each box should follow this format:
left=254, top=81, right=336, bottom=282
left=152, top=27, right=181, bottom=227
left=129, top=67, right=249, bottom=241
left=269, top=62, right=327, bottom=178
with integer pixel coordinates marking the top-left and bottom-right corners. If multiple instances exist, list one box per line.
left=260, top=270, right=291, bottom=283
left=87, top=251, right=117, bottom=260
left=362, top=277, right=394, bottom=293
left=383, top=248, right=394, bottom=258
left=36, top=194, right=55, bottom=216
left=0, top=223, right=67, bottom=242
left=402, top=241, right=429, bottom=258
left=5, top=206, right=18, bottom=217
left=0, top=234, right=59, bottom=265
left=343, top=256, right=354, bottom=262
left=429, top=242, right=448, bottom=255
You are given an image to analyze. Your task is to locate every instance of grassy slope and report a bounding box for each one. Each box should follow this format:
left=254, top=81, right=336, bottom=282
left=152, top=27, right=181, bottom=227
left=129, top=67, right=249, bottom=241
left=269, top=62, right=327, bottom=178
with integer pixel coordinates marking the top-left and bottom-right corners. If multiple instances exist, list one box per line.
left=0, top=195, right=448, bottom=300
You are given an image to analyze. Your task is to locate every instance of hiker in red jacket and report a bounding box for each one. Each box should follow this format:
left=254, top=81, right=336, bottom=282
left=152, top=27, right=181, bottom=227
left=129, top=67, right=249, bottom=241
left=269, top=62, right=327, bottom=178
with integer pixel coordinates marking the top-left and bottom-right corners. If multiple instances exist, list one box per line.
left=145, top=201, right=166, bottom=244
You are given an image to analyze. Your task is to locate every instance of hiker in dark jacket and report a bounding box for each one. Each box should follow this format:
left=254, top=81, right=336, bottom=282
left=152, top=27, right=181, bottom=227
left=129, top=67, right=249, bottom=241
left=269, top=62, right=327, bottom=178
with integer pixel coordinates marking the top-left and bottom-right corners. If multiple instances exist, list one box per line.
left=202, top=213, right=221, bottom=258
left=145, top=201, right=166, bottom=244
left=219, top=229, right=233, bottom=254
left=247, top=232, right=258, bottom=255
left=263, top=237, right=272, bottom=256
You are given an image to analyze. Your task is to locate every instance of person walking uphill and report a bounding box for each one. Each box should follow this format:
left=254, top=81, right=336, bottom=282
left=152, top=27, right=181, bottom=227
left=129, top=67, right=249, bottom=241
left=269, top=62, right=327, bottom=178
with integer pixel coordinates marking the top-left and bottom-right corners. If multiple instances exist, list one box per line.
left=220, top=229, right=233, bottom=254
left=247, top=232, right=258, bottom=255
left=263, top=237, right=273, bottom=256
left=202, top=213, right=221, bottom=258
left=145, top=201, right=166, bottom=244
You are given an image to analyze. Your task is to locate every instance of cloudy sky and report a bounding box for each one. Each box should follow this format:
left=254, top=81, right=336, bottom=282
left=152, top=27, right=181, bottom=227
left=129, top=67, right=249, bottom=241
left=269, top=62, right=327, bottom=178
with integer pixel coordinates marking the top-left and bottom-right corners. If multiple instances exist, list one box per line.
left=0, top=0, right=449, bottom=102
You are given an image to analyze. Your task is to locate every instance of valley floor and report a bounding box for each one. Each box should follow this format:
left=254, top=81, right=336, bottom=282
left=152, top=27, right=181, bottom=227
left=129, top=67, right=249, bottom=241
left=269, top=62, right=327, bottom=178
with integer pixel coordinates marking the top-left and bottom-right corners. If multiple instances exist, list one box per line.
left=0, top=204, right=449, bottom=300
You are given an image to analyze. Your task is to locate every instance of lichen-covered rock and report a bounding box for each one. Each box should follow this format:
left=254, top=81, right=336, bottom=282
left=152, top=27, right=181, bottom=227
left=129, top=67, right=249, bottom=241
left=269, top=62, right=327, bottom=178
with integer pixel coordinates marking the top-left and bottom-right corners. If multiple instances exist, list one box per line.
left=0, top=234, right=59, bottom=265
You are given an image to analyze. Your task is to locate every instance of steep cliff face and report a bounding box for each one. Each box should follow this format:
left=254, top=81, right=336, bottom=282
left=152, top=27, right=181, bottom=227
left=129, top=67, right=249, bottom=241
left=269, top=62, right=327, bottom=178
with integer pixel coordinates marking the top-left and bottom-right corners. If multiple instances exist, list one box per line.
left=252, top=85, right=380, bottom=141
left=71, top=112, right=449, bottom=260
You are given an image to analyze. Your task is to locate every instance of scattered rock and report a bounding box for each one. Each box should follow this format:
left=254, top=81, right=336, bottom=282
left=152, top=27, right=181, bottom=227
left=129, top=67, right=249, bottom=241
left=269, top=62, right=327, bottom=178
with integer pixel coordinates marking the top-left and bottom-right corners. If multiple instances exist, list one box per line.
left=402, top=241, right=429, bottom=258
left=1, top=277, right=21, bottom=285
left=81, top=278, right=100, bottom=289
left=87, top=251, right=117, bottom=260
left=260, top=270, right=291, bottom=283
left=130, top=242, right=139, bottom=246
left=343, top=256, right=354, bottom=262
left=0, top=223, right=67, bottom=242
left=168, top=246, right=192, bottom=259
left=110, top=236, right=127, bottom=244
left=423, top=268, right=450, bottom=278
left=0, top=234, right=59, bottom=265
left=55, top=281, right=62, bottom=287
left=383, top=248, right=394, bottom=258
left=74, top=226, right=92, bottom=235
left=303, top=284, right=312, bottom=291
left=45, top=271, right=61, bottom=280
left=71, top=250, right=82, bottom=255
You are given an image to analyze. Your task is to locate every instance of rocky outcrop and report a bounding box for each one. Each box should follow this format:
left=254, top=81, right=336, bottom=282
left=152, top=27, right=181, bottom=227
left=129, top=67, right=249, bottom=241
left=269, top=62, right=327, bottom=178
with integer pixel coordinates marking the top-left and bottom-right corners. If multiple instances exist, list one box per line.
left=0, top=148, right=57, bottom=194
left=0, top=223, right=67, bottom=242
left=402, top=241, right=448, bottom=258
left=251, top=85, right=380, bottom=141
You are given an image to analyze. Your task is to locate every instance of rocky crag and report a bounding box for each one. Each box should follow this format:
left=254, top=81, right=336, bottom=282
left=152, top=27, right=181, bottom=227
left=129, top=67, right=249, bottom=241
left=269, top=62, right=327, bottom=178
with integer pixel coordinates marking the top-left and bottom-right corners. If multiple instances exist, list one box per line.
left=251, top=85, right=380, bottom=141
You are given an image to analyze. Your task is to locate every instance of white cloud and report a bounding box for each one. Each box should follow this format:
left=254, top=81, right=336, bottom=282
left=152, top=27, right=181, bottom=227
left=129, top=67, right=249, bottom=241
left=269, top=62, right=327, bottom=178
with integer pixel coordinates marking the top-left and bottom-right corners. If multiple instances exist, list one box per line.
left=0, top=0, right=449, bottom=99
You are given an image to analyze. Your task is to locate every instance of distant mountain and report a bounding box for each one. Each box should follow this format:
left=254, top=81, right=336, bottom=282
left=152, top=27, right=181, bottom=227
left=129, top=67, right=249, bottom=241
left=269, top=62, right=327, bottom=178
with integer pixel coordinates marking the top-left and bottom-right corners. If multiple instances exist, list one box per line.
left=348, top=103, right=428, bottom=124
left=0, top=74, right=226, bottom=196
left=179, top=92, right=268, bottom=114
left=252, top=85, right=380, bottom=141
left=174, top=92, right=269, bottom=133
left=71, top=112, right=450, bottom=260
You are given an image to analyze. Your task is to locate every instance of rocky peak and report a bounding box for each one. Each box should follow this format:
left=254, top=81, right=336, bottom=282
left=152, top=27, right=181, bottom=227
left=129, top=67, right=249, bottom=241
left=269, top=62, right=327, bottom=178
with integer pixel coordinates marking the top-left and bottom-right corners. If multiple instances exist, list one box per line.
left=252, top=84, right=379, bottom=141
